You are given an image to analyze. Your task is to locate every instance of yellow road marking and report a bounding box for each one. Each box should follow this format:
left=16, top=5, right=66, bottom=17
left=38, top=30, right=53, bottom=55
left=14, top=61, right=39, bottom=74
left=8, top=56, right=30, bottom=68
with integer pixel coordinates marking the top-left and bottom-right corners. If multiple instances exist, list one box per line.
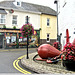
left=13, top=60, right=27, bottom=74
left=13, top=55, right=31, bottom=74
left=16, top=60, right=31, bottom=74
left=18, top=55, right=25, bottom=60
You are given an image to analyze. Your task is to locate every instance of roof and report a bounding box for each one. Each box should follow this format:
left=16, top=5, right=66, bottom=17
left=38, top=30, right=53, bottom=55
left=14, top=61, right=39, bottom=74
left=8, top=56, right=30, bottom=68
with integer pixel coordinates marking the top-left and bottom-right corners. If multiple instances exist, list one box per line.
left=0, top=1, right=56, bottom=16
left=0, top=8, right=7, bottom=14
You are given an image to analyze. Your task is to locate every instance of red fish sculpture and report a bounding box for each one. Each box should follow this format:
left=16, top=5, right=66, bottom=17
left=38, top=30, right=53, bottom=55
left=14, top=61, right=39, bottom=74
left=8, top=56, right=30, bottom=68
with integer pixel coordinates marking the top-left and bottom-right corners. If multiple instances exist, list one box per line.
left=38, top=44, right=61, bottom=59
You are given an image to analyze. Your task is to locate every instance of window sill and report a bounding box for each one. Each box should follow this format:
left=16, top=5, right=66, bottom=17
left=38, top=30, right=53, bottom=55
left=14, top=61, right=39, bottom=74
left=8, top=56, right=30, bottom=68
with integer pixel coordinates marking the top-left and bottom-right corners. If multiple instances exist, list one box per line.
left=47, top=26, right=50, bottom=27
left=12, top=24, right=18, bottom=26
left=46, top=41, right=50, bottom=42
left=0, top=23, right=5, bottom=25
left=47, top=26, right=51, bottom=28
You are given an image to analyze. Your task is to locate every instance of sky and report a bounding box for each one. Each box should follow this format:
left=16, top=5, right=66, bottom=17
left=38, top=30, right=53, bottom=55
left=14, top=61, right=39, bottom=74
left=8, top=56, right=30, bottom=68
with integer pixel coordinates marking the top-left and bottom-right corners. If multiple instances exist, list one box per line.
left=0, top=0, right=56, bottom=10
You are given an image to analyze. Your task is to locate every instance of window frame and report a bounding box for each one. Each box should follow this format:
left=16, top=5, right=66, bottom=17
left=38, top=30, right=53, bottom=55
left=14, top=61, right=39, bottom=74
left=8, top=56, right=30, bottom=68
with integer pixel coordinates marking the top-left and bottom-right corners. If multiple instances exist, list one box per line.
left=47, top=18, right=50, bottom=27
left=12, top=15, right=17, bottom=25
left=46, top=33, right=50, bottom=42
left=0, top=14, right=6, bottom=24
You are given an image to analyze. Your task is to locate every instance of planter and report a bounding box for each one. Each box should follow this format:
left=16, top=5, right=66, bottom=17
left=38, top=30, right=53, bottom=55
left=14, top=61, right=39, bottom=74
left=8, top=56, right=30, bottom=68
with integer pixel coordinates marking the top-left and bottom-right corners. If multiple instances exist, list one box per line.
left=63, top=60, right=75, bottom=71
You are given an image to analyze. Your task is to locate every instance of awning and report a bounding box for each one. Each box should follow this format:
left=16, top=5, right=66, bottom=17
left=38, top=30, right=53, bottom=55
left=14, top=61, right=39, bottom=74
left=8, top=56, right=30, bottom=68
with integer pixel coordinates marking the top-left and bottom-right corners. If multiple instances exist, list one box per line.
left=0, top=9, right=7, bottom=14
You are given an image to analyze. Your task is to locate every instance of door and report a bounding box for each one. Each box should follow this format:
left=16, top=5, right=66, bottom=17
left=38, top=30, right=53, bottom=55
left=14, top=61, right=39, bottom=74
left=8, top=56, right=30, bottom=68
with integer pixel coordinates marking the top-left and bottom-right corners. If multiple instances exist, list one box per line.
left=0, top=35, right=4, bottom=48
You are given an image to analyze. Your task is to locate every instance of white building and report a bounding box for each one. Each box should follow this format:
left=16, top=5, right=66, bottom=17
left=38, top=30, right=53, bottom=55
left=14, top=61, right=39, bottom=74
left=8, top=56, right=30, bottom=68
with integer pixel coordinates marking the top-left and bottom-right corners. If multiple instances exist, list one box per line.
left=0, top=0, right=56, bottom=48
left=57, top=0, right=75, bottom=48
left=0, top=0, right=41, bottom=30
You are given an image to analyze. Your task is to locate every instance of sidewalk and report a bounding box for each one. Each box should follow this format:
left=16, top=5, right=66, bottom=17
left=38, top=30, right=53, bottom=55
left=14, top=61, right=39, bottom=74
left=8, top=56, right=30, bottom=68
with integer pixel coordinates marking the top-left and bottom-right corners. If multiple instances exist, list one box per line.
left=0, top=48, right=36, bottom=52
left=21, top=52, right=75, bottom=74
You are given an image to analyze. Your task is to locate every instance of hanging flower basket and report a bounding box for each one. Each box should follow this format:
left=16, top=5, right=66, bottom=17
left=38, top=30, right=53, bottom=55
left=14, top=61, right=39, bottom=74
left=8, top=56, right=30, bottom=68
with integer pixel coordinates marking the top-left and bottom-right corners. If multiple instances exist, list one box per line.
left=20, top=23, right=34, bottom=37
left=20, top=23, right=34, bottom=59
left=62, top=42, right=75, bottom=71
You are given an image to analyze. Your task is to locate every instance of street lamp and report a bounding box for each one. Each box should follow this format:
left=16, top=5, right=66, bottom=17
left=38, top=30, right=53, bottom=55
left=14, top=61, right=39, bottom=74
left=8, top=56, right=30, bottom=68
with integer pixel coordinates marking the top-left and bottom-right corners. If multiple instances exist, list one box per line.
left=26, top=16, right=29, bottom=59
left=54, top=0, right=59, bottom=41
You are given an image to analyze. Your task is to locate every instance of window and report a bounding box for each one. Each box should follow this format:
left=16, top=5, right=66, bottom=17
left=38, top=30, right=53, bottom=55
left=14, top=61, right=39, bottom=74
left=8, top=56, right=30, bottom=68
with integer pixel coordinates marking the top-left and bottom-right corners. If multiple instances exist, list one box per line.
left=47, top=34, right=50, bottom=42
left=0, top=14, right=5, bottom=24
left=12, top=15, right=17, bottom=25
left=47, top=18, right=50, bottom=26
left=17, top=2, right=21, bottom=6
left=6, top=36, right=10, bottom=44
left=11, top=36, right=16, bottom=43
left=17, top=2, right=20, bottom=5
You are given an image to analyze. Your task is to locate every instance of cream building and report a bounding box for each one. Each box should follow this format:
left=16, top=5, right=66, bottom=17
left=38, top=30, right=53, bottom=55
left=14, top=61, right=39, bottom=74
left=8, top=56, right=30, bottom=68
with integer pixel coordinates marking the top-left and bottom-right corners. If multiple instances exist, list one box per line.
left=0, top=0, right=57, bottom=48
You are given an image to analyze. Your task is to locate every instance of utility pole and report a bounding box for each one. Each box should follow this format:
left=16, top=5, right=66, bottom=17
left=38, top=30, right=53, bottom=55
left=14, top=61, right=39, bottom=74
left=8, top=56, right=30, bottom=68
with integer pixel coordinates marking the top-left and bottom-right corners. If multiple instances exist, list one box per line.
left=54, top=0, right=59, bottom=41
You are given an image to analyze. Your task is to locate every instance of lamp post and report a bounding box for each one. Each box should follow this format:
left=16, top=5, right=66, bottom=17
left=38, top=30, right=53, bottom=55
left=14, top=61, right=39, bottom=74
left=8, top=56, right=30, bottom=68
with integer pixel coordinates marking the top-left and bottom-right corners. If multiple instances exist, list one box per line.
left=54, top=0, right=59, bottom=41
left=26, top=16, right=29, bottom=59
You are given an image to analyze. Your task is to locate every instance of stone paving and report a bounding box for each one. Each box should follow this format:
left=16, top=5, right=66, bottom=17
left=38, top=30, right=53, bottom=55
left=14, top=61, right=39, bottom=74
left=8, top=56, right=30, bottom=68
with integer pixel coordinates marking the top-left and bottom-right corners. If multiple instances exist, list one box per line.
left=21, top=52, right=75, bottom=74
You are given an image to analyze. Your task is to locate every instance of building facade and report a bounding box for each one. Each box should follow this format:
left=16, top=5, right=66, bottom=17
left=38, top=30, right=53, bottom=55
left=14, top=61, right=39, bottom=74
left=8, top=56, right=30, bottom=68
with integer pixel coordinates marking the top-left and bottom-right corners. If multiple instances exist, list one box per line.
left=40, top=14, right=57, bottom=45
left=0, top=0, right=57, bottom=48
left=57, top=0, right=75, bottom=49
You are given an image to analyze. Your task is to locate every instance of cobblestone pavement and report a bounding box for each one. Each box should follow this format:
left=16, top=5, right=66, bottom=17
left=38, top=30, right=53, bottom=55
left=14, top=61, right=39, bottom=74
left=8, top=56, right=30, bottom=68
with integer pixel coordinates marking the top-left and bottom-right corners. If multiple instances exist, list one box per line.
left=21, top=52, right=75, bottom=74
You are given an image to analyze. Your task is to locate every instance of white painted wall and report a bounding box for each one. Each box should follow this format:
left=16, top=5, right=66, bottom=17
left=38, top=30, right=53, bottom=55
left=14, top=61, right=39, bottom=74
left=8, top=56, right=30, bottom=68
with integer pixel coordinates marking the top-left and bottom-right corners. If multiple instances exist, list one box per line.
left=5, top=10, right=40, bottom=30
left=58, top=0, right=75, bottom=49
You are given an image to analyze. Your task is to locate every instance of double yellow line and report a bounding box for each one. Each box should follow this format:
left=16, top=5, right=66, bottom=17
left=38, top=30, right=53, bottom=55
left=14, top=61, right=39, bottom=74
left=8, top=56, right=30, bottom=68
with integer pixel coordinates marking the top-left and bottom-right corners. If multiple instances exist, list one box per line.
left=13, top=55, right=31, bottom=74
